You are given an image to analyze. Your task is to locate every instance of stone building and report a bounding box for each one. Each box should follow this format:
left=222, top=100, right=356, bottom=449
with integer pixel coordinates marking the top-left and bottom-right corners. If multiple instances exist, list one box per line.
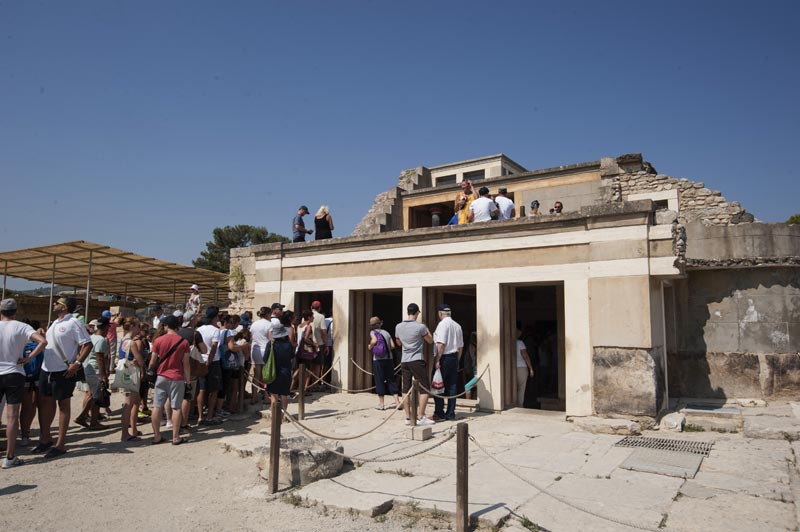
left=230, top=153, right=800, bottom=421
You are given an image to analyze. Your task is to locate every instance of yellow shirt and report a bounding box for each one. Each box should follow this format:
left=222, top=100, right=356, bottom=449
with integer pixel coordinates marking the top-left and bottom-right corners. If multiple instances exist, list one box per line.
left=455, top=192, right=477, bottom=225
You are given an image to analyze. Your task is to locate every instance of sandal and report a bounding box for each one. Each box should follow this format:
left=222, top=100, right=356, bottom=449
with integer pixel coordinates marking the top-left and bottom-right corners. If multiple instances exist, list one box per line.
left=44, top=447, right=67, bottom=459
left=151, top=437, right=166, bottom=445
left=172, top=437, right=189, bottom=446
left=125, top=435, right=141, bottom=442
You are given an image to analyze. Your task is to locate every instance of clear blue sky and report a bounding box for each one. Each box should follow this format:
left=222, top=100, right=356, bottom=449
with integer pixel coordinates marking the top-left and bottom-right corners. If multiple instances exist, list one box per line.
left=2, top=1, right=798, bottom=289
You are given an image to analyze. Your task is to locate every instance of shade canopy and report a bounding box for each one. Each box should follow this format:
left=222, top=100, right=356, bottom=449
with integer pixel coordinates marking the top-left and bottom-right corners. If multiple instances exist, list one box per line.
left=0, top=241, right=228, bottom=303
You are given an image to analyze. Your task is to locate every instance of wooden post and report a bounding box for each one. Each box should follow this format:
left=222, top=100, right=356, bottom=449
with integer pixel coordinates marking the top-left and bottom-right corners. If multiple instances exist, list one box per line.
left=456, top=422, right=469, bottom=532
left=297, top=363, right=305, bottom=421
left=410, top=377, right=418, bottom=427
left=268, top=399, right=281, bottom=494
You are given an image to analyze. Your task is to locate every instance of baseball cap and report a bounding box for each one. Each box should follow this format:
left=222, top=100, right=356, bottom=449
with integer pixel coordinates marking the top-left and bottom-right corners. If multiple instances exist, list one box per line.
left=437, top=303, right=452, bottom=312
left=190, top=284, right=200, bottom=291
left=311, top=300, right=322, bottom=308
left=88, top=319, right=99, bottom=327
left=406, top=303, right=420, bottom=314
left=271, top=302, right=285, bottom=310
left=299, top=205, right=309, bottom=212
left=102, top=310, right=113, bottom=318
left=0, top=298, right=17, bottom=311
left=498, top=187, right=508, bottom=194
left=182, top=310, right=196, bottom=327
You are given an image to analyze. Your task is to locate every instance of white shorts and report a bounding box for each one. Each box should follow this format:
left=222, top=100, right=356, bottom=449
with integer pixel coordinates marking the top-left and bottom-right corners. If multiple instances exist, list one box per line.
left=251, top=346, right=265, bottom=365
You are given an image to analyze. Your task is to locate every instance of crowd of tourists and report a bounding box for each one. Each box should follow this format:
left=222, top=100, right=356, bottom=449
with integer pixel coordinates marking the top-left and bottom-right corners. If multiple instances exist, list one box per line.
left=449, top=179, right=563, bottom=225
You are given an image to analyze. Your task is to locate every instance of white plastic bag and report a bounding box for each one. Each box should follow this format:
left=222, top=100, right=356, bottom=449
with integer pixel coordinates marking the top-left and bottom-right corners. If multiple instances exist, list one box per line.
left=112, top=358, right=140, bottom=392
left=431, top=368, right=444, bottom=395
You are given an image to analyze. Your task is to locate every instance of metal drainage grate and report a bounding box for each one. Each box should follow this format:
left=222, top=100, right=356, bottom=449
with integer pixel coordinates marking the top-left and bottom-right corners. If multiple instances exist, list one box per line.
left=615, top=436, right=713, bottom=456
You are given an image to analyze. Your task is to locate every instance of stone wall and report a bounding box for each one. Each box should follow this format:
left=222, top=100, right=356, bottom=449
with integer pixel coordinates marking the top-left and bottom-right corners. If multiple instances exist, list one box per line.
left=593, top=347, right=665, bottom=417
left=603, top=153, right=755, bottom=226
left=669, top=267, right=800, bottom=400
left=352, top=167, right=431, bottom=236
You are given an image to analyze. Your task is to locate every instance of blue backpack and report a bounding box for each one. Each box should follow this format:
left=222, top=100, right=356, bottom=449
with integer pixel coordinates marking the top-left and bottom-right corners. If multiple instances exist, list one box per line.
left=219, top=330, right=238, bottom=370
left=23, top=342, right=43, bottom=379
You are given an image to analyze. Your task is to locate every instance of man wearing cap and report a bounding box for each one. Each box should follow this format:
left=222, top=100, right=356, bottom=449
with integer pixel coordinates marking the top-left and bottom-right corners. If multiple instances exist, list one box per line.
left=468, top=186, right=499, bottom=223
left=0, top=298, right=47, bottom=468
left=292, top=206, right=314, bottom=243
left=196, top=307, right=222, bottom=424
left=187, top=285, right=201, bottom=314
left=432, top=303, right=464, bottom=421
left=267, top=303, right=286, bottom=342
left=495, top=187, right=516, bottom=221
left=178, top=310, right=207, bottom=426
left=37, top=296, right=93, bottom=458
left=75, top=316, right=110, bottom=429
left=310, top=301, right=328, bottom=387
left=394, top=303, right=435, bottom=426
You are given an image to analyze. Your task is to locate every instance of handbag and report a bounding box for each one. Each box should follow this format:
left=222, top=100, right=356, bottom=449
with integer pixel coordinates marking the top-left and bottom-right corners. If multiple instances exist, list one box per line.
left=262, top=342, right=276, bottom=385
left=296, top=326, right=317, bottom=362
left=219, top=330, right=239, bottom=370
left=431, top=368, right=445, bottom=394
left=51, top=330, right=86, bottom=383
left=112, top=339, right=141, bottom=392
left=94, top=382, right=111, bottom=408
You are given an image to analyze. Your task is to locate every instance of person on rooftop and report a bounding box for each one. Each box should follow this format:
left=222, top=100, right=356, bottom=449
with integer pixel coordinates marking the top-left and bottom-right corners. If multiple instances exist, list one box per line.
left=314, top=205, right=335, bottom=240
left=495, top=187, right=516, bottom=220
left=454, top=180, right=478, bottom=225
left=292, top=205, right=313, bottom=243
left=468, top=186, right=499, bottom=223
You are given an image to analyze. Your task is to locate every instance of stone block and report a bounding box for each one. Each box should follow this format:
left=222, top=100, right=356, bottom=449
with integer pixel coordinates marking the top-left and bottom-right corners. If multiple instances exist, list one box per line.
left=592, top=347, right=660, bottom=416
left=296, top=478, right=393, bottom=517
left=572, top=416, right=641, bottom=435
left=256, top=436, right=344, bottom=487
left=659, top=412, right=685, bottom=432
left=655, top=209, right=678, bottom=225
left=763, top=353, right=800, bottom=398
left=743, top=415, right=800, bottom=440
left=406, top=425, right=432, bottom=441
left=668, top=352, right=761, bottom=400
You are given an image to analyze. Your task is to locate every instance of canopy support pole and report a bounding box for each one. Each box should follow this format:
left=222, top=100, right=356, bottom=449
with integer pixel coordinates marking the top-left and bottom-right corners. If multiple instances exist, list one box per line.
left=123, top=283, right=128, bottom=306
left=173, top=280, right=177, bottom=308
left=47, top=255, right=56, bottom=326
left=2, top=260, right=7, bottom=300
left=85, top=250, right=93, bottom=321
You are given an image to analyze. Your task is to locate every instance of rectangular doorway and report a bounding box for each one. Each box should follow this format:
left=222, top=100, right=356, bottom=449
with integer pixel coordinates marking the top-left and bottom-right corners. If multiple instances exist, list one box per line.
left=348, top=290, right=404, bottom=392
left=505, top=284, right=565, bottom=411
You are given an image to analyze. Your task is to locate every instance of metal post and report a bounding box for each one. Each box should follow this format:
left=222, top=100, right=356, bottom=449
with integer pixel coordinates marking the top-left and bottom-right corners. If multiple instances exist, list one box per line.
left=214, top=287, right=219, bottom=307
left=410, top=377, right=418, bottom=427
left=2, top=260, right=7, bottom=300
left=456, top=422, right=469, bottom=532
left=85, top=250, right=92, bottom=321
left=47, top=255, right=56, bottom=326
left=298, top=363, right=305, bottom=421
left=173, top=280, right=177, bottom=308
left=268, top=399, right=281, bottom=494
left=122, top=283, right=128, bottom=307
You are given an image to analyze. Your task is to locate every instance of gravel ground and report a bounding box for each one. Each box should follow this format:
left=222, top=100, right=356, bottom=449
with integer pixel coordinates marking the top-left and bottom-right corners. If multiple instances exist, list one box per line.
left=0, top=393, right=464, bottom=532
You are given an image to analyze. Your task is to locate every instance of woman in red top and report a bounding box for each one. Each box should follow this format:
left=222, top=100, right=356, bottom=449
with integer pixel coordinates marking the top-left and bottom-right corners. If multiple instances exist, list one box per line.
left=148, top=315, right=190, bottom=445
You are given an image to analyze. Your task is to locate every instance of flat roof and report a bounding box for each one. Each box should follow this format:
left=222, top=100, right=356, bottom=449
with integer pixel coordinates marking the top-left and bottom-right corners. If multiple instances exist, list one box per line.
left=428, top=153, right=528, bottom=172
left=0, top=241, right=228, bottom=303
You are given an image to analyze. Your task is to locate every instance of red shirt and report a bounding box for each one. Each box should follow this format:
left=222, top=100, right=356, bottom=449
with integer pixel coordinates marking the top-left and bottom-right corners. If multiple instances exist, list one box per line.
left=152, top=333, right=189, bottom=381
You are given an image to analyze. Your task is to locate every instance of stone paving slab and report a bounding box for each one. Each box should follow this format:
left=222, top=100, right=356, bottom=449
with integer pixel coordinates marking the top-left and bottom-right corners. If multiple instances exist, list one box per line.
left=668, top=489, right=797, bottom=532
left=743, top=414, right=800, bottom=440
left=295, top=478, right=393, bottom=517
left=620, top=449, right=704, bottom=479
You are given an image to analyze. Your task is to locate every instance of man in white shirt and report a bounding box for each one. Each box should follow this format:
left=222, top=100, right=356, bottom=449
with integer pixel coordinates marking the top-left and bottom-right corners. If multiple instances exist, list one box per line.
left=151, top=305, right=164, bottom=330
left=196, top=307, right=222, bottom=424
left=37, top=297, right=92, bottom=458
left=432, top=303, right=463, bottom=421
left=468, top=186, right=499, bottom=223
left=0, top=299, right=47, bottom=468
left=494, top=187, right=516, bottom=220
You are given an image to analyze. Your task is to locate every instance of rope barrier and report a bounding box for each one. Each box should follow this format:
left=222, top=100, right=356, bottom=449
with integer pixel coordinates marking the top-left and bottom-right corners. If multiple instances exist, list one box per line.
left=282, top=409, right=456, bottom=464
left=272, top=386, right=414, bottom=441
left=350, top=357, right=402, bottom=377
left=469, top=433, right=685, bottom=532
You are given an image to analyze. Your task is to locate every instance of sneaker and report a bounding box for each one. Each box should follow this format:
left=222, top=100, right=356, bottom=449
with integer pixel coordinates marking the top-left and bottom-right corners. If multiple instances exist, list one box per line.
left=417, top=416, right=435, bottom=426
left=431, top=414, right=444, bottom=422
left=137, top=411, right=149, bottom=420
left=2, top=456, right=24, bottom=469
left=19, top=437, right=31, bottom=447
left=218, top=409, right=231, bottom=418
left=165, top=421, right=173, bottom=429
left=141, top=407, right=152, bottom=416
left=404, top=418, right=411, bottom=426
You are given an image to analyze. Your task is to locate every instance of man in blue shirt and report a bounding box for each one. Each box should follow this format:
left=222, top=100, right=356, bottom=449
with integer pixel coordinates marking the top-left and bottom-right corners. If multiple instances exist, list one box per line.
left=292, top=205, right=313, bottom=243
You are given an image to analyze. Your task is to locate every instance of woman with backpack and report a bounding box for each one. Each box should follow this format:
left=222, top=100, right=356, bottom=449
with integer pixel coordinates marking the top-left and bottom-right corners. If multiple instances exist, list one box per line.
left=368, top=316, right=400, bottom=411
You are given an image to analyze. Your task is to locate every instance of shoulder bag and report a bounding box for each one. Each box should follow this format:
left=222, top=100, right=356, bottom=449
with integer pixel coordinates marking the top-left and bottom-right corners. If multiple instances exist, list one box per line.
left=261, top=342, right=276, bottom=385
left=112, top=338, right=141, bottom=392
left=296, top=326, right=318, bottom=362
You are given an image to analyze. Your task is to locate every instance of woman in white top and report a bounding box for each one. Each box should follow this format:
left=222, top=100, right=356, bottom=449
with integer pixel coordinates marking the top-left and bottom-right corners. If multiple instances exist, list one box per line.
left=515, top=336, right=535, bottom=407
left=249, top=307, right=271, bottom=404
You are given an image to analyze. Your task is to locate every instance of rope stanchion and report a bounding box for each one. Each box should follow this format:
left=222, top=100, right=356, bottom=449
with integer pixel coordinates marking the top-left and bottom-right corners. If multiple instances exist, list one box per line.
left=283, top=409, right=456, bottom=464
left=469, top=434, right=685, bottom=532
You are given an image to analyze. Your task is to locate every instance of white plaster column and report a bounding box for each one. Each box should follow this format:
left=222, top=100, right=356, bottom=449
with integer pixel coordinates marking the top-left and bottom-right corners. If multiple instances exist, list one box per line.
left=564, top=279, right=593, bottom=416
left=332, top=289, right=351, bottom=391
left=402, top=287, right=424, bottom=321
left=476, top=281, right=503, bottom=411
left=279, top=289, right=295, bottom=311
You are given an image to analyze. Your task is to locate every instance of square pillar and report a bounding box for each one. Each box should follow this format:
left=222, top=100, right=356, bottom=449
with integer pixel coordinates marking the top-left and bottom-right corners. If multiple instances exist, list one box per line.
left=402, top=287, right=424, bottom=321
left=332, top=289, right=351, bottom=391
left=564, top=279, right=593, bottom=416
left=476, top=281, right=503, bottom=411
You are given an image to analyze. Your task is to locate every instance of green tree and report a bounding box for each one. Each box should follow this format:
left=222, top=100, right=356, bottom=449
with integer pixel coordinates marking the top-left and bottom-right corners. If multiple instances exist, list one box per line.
left=193, top=225, right=288, bottom=273
left=787, top=214, right=800, bottom=225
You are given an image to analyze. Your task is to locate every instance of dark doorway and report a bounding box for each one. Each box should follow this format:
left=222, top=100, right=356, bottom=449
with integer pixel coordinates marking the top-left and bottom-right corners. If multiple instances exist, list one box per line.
left=294, top=291, right=333, bottom=318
